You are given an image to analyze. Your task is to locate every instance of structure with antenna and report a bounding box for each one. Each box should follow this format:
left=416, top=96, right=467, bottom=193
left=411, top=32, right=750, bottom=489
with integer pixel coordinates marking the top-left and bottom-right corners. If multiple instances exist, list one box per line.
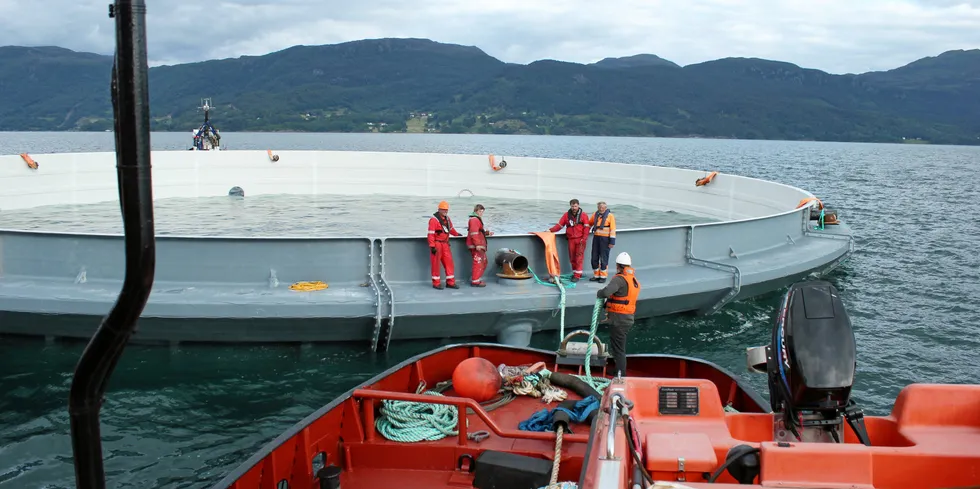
left=190, top=97, right=221, bottom=150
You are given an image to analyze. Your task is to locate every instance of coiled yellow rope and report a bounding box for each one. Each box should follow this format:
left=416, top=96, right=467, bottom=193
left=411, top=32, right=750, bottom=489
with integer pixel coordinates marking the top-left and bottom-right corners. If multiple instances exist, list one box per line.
left=289, top=281, right=328, bottom=291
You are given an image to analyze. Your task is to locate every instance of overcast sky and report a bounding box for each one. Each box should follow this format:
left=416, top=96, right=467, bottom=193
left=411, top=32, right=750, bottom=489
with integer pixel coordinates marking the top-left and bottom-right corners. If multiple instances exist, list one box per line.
left=2, top=0, right=978, bottom=74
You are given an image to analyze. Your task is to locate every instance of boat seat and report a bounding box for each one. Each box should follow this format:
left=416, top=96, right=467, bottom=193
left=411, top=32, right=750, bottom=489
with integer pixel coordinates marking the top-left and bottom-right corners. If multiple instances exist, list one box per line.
left=759, top=441, right=874, bottom=489
left=645, top=432, right=718, bottom=483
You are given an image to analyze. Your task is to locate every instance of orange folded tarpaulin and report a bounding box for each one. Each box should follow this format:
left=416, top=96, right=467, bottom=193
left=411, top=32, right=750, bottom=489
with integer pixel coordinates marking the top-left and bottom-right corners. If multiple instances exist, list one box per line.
left=529, top=231, right=562, bottom=278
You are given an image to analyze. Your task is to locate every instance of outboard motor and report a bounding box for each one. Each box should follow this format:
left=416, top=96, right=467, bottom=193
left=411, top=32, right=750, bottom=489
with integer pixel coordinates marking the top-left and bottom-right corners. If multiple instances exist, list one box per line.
left=746, top=280, right=871, bottom=446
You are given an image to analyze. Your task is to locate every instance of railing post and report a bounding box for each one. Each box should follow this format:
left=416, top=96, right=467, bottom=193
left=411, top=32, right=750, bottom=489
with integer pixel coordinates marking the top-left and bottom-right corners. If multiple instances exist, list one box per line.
left=378, top=239, right=394, bottom=351
left=368, top=238, right=383, bottom=352
left=456, top=399, right=468, bottom=445
left=368, top=238, right=395, bottom=352
left=363, top=399, right=376, bottom=442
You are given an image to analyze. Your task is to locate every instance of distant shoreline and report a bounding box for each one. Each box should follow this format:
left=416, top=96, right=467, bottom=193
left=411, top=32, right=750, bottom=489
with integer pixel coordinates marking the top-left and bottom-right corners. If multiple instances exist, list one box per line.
left=1, top=129, right=973, bottom=146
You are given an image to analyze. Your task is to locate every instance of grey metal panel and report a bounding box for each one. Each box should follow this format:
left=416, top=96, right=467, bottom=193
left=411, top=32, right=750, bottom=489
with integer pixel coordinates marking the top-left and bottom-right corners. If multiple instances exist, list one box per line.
left=689, top=208, right=808, bottom=262
left=0, top=311, right=376, bottom=343
left=0, top=234, right=843, bottom=343
left=0, top=231, right=373, bottom=285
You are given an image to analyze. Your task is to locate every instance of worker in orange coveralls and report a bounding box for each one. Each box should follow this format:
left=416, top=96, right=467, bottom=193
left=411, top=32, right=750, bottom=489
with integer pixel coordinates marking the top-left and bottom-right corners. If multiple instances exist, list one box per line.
left=548, top=198, right=592, bottom=282
left=428, top=200, right=462, bottom=289
left=466, top=204, right=494, bottom=287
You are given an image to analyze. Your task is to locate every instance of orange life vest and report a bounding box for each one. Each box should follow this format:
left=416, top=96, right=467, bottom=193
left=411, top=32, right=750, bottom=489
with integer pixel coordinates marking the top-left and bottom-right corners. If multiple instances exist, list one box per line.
left=606, top=266, right=640, bottom=315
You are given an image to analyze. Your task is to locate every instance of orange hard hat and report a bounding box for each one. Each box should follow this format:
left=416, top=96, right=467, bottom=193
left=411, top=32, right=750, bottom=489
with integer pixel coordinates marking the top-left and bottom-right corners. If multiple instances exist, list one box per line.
left=438, top=201, right=450, bottom=210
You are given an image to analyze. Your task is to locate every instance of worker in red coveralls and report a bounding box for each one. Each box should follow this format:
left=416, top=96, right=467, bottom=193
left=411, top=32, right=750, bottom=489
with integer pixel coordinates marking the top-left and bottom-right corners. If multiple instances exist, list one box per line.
left=428, top=200, right=462, bottom=289
left=467, top=204, right=494, bottom=287
left=548, top=198, right=592, bottom=282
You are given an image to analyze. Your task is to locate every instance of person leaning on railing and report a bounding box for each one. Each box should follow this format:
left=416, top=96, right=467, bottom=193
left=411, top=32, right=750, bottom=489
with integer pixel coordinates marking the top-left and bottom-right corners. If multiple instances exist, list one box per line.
left=547, top=198, right=591, bottom=282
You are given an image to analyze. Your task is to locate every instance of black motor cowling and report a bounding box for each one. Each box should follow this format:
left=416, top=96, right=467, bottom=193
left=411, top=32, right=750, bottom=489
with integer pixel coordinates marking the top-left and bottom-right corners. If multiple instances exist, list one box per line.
left=768, top=280, right=856, bottom=412
left=746, top=280, right=871, bottom=446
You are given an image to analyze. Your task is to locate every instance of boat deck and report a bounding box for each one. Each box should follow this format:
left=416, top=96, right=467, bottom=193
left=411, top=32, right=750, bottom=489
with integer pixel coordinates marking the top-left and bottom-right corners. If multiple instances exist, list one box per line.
left=211, top=342, right=980, bottom=489
left=310, top=375, right=980, bottom=489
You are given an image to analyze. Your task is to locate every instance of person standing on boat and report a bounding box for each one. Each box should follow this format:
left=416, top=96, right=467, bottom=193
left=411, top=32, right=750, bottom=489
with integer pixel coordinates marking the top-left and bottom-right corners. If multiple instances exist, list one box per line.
left=597, top=252, right=640, bottom=376
left=428, top=201, right=462, bottom=289
left=548, top=199, right=592, bottom=282
left=466, top=204, right=494, bottom=287
left=590, top=201, right=616, bottom=283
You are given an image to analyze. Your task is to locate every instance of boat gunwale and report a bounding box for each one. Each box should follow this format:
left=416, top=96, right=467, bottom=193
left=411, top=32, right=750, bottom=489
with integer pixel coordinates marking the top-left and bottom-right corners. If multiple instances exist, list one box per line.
left=575, top=404, right=602, bottom=488
left=207, top=341, right=771, bottom=489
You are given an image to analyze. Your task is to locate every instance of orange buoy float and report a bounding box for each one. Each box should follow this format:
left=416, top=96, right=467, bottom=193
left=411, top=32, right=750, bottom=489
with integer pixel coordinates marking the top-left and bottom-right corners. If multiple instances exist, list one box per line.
left=20, top=153, right=38, bottom=170
left=452, top=357, right=502, bottom=402
left=797, top=197, right=823, bottom=210
left=695, top=171, right=718, bottom=187
left=488, top=154, right=507, bottom=171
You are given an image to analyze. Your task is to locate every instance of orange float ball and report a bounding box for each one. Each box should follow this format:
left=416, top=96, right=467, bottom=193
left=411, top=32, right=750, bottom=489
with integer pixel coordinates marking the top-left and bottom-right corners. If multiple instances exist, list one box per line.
left=452, top=357, right=503, bottom=403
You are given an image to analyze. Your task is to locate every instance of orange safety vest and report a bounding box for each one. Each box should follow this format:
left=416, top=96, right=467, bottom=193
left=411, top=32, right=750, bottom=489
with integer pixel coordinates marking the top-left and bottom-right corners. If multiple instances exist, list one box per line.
left=605, top=266, right=640, bottom=315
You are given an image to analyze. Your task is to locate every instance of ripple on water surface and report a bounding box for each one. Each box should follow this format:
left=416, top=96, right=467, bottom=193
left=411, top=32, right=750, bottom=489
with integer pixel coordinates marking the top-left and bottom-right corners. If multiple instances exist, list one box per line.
left=0, top=193, right=714, bottom=236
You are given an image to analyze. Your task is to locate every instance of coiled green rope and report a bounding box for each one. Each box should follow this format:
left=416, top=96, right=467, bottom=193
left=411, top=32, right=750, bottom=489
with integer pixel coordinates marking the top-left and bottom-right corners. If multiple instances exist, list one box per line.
left=375, top=254, right=611, bottom=444
left=375, top=390, right=461, bottom=443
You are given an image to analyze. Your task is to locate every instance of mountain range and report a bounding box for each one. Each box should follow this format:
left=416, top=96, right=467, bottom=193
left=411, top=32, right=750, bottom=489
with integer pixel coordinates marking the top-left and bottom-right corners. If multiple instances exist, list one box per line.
left=0, top=38, right=978, bottom=145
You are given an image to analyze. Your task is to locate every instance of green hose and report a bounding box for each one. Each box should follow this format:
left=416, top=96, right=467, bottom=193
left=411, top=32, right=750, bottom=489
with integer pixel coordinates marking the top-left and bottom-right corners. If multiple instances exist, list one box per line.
left=579, top=298, right=611, bottom=393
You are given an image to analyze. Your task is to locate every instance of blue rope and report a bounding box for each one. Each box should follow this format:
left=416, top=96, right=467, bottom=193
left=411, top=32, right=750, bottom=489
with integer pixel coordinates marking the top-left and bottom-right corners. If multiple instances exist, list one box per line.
left=518, top=396, right=600, bottom=432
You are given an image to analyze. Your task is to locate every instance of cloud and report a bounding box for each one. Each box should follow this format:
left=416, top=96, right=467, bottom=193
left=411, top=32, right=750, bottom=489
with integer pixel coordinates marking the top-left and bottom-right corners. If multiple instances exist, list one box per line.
left=1, top=0, right=978, bottom=74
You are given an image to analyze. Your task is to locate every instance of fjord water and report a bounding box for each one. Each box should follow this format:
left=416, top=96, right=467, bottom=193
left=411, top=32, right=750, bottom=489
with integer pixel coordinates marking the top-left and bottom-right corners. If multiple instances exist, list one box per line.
left=1, top=132, right=978, bottom=488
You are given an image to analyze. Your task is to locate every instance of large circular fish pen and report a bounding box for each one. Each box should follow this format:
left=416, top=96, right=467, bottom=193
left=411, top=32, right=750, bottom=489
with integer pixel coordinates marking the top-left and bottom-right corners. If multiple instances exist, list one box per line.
left=0, top=150, right=852, bottom=350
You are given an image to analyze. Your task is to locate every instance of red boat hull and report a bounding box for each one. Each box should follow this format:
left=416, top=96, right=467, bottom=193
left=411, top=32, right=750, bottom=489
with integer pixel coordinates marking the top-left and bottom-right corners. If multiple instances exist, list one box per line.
left=209, top=343, right=769, bottom=489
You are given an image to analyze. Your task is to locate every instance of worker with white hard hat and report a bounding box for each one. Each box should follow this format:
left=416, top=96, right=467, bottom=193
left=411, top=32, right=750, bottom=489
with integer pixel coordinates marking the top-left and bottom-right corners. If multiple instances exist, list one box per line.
left=596, top=251, right=641, bottom=376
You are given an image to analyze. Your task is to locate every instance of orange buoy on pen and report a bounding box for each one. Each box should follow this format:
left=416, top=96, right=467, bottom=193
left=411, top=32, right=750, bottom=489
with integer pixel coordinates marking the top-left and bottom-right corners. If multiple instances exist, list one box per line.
left=452, top=357, right=502, bottom=402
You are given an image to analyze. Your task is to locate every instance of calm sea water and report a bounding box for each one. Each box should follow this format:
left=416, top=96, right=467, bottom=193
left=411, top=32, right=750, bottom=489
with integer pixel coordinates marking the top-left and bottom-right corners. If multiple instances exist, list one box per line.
left=1, top=132, right=979, bottom=488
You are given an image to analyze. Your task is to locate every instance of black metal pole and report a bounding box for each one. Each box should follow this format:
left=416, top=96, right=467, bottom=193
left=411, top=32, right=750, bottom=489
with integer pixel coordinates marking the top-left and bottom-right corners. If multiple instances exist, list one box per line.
left=68, top=2, right=155, bottom=488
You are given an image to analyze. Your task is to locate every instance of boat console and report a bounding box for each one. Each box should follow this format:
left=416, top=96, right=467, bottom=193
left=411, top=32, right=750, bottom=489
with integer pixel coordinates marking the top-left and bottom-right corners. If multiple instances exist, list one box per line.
left=746, top=280, right=871, bottom=446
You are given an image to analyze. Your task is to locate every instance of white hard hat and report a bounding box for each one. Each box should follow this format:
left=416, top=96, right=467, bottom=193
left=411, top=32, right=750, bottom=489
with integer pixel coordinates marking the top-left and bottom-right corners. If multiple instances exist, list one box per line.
left=615, top=252, right=631, bottom=266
